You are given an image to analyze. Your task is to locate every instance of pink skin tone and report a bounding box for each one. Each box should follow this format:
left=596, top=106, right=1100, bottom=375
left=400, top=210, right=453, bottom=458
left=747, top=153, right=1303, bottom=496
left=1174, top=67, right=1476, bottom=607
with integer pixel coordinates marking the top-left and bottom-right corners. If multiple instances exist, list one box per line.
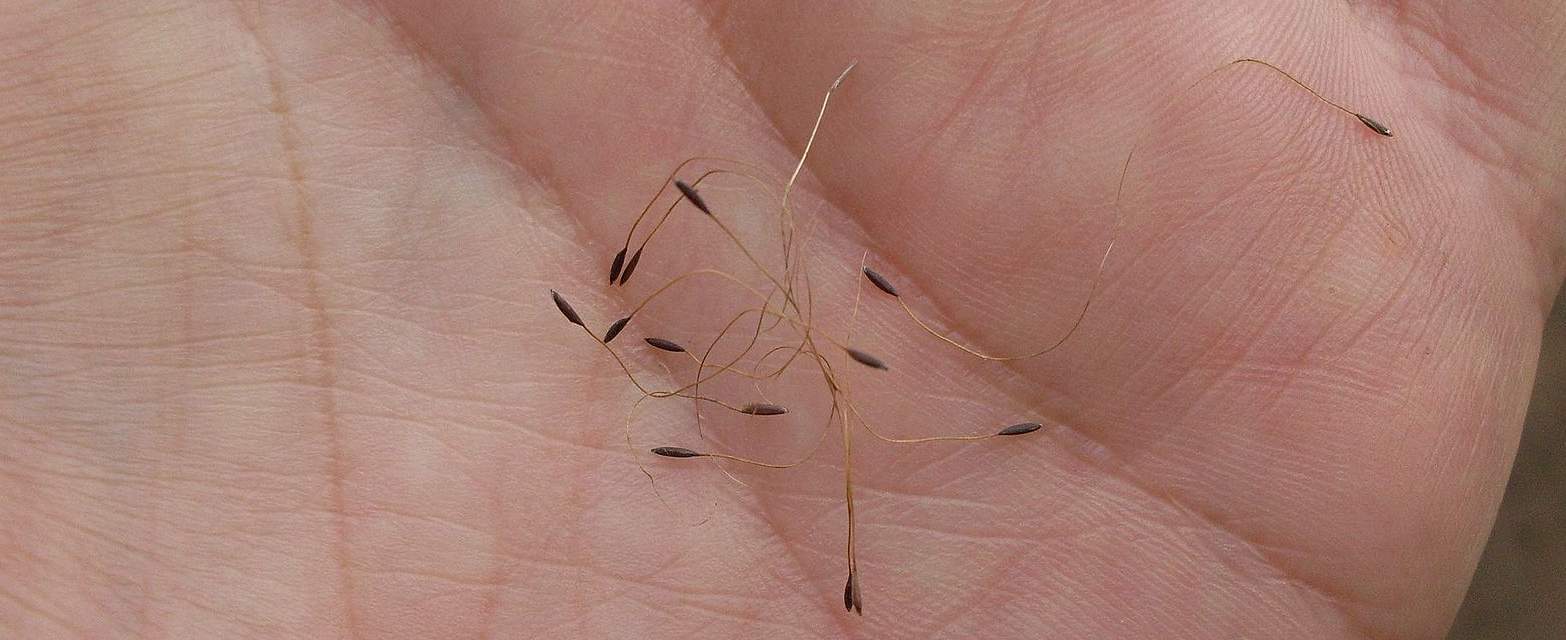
left=3, top=1, right=1565, bottom=638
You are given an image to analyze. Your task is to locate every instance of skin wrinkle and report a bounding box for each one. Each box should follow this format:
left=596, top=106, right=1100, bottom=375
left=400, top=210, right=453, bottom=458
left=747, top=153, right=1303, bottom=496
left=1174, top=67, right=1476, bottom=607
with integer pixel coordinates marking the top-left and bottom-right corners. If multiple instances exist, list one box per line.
left=1388, top=4, right=1530, bottom=133
left=897, top=1, right=1034, bottom=178
left=1106, top=82, right=1325, bottom=305
left=1187, top=197, right=1363, bottom=419
left=0, top=585, right=90, bottom=637
left=1327, top=243, right=1433, bottom=358
left=227, top=6, right=604, bottom=632
left=1376, top=4, right=1566, bottom=291
left=21, top=499, right=165, bottom=563
left=10, top=197, right=219, bottom=247
left=324, top=0, right=564, bottom=200
left=230, top=4, right=358, bottom=639
left=0, top=6, right=182, bottom=70
left=1101, top=139, right=1480, bottom=635
left=1130, top=125, right=1328, bottom=407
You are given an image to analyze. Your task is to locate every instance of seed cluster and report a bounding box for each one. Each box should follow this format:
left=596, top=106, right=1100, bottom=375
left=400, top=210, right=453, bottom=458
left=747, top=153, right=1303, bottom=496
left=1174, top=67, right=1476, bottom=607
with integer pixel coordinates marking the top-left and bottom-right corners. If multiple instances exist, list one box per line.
left=546, top=58, right=1393, bottom=615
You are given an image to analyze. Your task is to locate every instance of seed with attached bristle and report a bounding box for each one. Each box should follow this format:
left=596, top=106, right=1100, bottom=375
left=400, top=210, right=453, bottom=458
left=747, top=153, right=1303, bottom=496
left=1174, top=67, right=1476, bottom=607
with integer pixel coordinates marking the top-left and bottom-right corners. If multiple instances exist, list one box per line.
left=608, top=248, right=627, bottom=284
left=845, top=347, right=888, bottom=371
left=618, top=248, right=643, bottom=285
left=550, top=289, right=584, bottom=327
left=603, top=316, right=631, bottom=344
left=740, top=403, right=788, bottom=416
left=651, top=446, right=702, bottom=458
left=674, top=180, right=712, bottom=216
left=862, top=266, right=899, bottom=297
left=644, top=337, right=686, bottom=353
left=1354, top=112, right=1393, bottom=137
left=997, top=422, right=1042, bottom=436
left=843, top=572, right=861, bottom=614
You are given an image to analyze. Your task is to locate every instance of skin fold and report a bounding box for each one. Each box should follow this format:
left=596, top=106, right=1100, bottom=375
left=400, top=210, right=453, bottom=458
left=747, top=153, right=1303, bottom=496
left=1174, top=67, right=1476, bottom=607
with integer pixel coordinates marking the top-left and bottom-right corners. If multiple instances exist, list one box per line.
left=2, top=1, right=1563, bottom=638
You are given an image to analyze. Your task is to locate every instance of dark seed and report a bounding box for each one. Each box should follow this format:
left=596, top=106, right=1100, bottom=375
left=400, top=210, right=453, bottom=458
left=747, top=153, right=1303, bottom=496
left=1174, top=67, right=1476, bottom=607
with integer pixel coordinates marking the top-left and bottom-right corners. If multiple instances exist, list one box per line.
left=550, top=289, right=584, bottom=327
left=862, top=266, right=899, bottom=297
left=603, top=316, right=631, bottom=344
left=608, top=248, right=626, bottom=284
left=1354, top=112, right=1393, bottom=137
left=740, top=403, right=788, bottom=416
left=843, top=573, right=861, bottom=614
left=644, top=337, right=686, bottom=353
left=651, top=446, right=702, bottom=458
left=997, top=422, right=1042, bottom=436
left=846, top=348, right=888, bottom=371
left=619, top=248, right=643, bottom=285
left=674, top=180, right=712, bottom=216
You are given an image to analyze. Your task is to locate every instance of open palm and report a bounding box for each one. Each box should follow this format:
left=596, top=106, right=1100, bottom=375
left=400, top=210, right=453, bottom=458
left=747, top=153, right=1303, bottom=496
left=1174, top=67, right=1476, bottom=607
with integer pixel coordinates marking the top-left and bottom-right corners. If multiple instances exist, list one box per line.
left=4, top=2, right=1564, bottom=638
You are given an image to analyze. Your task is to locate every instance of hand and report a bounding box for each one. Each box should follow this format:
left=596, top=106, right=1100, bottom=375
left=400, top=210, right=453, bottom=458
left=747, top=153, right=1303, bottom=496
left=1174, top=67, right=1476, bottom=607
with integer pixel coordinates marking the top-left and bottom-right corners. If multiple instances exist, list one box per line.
left=4, top=2, right=1563, bottom=638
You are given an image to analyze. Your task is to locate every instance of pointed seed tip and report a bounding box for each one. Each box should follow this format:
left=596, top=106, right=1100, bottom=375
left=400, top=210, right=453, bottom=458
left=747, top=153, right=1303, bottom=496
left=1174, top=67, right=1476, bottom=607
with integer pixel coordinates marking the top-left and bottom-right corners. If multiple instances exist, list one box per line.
left=846, top=347, right=888, bottom=371
left=998, top=422, right=1043, bottom=436
left=843, top=576, right=854, bottom=612
left=674, top=180, right=712, bottom=216
left=619, top=248, right=643, bottom=285
left=740, top=403, right=788, bottom=416
left=602, top=316, right=631, bottom=344
left=651, top=446, right=701, bottom=458
left=550, top=290, right=585, bottom=327
left=1354, top=112, right=1393, bottom=137
left=608, top=248, right=626, bottom=284
left=862, top=267, right=900, bottom=297
left=644, top=337, right=686, bottom=353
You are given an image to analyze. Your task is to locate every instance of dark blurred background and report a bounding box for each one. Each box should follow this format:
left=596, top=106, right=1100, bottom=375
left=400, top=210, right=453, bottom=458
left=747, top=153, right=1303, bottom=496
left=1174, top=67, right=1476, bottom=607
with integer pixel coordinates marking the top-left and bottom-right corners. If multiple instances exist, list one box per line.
left=1449, top=292, right=1565, bottom=639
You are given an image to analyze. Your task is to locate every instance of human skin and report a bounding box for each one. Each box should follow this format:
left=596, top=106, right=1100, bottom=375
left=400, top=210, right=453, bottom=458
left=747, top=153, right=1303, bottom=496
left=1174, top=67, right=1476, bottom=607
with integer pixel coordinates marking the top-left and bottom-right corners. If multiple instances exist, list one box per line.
left=2, top=1, right=1564, bottom=638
